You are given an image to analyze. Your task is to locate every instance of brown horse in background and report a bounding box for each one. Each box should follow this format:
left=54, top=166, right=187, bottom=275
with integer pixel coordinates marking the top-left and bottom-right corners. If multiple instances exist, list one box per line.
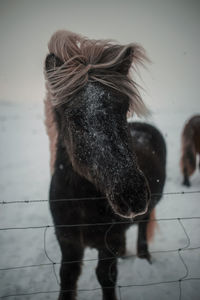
left=180, top=114, right=200, bottom=186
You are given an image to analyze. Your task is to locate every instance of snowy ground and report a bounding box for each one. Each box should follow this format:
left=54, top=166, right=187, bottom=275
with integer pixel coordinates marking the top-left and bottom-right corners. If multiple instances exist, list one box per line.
left=0, top=101, right=199, bottom=300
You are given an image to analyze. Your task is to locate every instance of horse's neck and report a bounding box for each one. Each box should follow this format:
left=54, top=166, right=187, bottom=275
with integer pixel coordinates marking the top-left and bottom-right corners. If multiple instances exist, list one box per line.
left=55, top=139, right=72, bottom=172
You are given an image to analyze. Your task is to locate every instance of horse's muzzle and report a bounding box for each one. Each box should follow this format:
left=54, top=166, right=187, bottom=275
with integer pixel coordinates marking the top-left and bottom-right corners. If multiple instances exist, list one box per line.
left=107, top=172, right=150, bottom=219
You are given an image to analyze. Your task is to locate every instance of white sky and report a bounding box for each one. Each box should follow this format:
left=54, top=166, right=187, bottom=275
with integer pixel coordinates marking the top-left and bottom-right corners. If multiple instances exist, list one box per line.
left=0, top=0, right=200, bottom=112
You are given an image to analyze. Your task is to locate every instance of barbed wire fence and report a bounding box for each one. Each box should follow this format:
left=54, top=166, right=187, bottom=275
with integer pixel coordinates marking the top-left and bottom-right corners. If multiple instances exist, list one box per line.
left=0, top=190, right=200, bottom=299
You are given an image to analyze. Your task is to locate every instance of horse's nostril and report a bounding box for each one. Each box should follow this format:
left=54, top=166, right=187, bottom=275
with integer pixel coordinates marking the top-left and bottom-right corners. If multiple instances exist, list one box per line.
left=136, top=201, right=146, bottom=211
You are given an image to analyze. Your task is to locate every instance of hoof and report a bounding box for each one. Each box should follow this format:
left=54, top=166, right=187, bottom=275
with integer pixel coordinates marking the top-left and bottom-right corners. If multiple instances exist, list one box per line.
left=182, top=179, right=191, bottom=187
left=137, top=251, right=152, bottom=264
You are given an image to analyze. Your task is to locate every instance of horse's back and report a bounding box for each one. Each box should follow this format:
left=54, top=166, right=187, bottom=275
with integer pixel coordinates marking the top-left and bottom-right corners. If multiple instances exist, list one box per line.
left=129, top=122, right=166, bottom=164
left=128, top=122, right=166, bottom=203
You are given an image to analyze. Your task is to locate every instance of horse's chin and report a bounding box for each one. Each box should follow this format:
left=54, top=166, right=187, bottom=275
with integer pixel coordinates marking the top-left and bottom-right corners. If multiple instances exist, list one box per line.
left=110, top=201, right=149, bottom=220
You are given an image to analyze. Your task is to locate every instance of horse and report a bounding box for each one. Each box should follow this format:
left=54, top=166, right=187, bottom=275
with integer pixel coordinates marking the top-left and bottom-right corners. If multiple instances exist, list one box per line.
left=180, top=114, right=200, bottom=187
left=44, top=30, right=166, bottom=300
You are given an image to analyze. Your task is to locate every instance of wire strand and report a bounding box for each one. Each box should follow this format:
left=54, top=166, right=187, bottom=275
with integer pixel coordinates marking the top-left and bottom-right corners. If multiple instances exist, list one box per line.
left=0, top=190, right=200, bottom=205
left=0, top=216, right=200, bottom=231
left=0, top=246, right=199, bottom=272
left=1, top=277, right=200, bottom=299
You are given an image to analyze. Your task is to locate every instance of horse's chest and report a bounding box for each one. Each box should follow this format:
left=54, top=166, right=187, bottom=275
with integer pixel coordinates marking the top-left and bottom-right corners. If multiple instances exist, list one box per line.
left=80, top=203, right=119, bottom=247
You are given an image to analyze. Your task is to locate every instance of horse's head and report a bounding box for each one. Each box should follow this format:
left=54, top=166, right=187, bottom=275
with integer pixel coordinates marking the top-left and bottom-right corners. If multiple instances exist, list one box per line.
left=44, top=30, right=150, bottom=218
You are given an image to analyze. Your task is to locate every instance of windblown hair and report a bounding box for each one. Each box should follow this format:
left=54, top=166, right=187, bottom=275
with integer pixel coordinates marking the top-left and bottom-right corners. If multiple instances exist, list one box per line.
left=44, top=94, right=58, bottom=173
left=45, top=30, right=149, bottom=117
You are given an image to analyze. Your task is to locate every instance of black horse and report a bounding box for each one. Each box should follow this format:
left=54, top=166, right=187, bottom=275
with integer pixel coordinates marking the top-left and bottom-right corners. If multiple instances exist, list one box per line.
left=44, top=30, right=166, bottom=300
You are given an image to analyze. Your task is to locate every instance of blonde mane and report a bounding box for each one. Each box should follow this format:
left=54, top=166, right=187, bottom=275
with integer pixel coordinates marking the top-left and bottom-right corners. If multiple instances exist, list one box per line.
left=45, top=30, right=149, bottom=117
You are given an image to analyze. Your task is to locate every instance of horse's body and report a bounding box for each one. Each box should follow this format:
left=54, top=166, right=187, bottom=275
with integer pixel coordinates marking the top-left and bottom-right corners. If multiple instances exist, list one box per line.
left=44, top=30, right=166, bottom=300
left=180, top=115, right=200, bottom=186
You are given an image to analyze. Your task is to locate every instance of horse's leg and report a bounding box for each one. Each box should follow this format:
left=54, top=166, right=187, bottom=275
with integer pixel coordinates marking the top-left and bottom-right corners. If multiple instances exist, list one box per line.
left=137, top=216, right=151, bottom=263
left=96, top=247, right=118, bottom=300
left=183, top=167, right=190, bottom=187
left=198, top=154, right=200, bottom=171
left=56, top=230, right=84, bottom=300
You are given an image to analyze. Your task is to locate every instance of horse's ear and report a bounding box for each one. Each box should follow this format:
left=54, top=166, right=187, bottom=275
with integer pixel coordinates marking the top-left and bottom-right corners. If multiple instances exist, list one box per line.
left=45, top=53, right=64, bottom=71
left=116, top=46, right=134, bottom=75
